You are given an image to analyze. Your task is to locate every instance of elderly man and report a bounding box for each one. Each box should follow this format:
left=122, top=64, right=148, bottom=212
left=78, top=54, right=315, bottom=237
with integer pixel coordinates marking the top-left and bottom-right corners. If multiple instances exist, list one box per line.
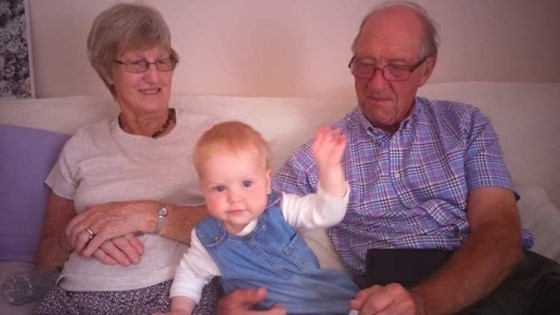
left=219, top=1, right=560, bottom=314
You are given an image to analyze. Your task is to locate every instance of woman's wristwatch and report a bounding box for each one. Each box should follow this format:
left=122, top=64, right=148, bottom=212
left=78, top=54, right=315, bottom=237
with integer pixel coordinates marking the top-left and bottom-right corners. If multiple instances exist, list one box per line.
left=154, top=203, right=168, bottom=234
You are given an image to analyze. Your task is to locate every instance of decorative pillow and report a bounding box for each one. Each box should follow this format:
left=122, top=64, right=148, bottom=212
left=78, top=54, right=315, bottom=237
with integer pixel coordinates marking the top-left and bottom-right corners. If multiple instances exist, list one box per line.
left=0, top=125, right=71, bottom=263
left=516, top=184, right=560, bottom=263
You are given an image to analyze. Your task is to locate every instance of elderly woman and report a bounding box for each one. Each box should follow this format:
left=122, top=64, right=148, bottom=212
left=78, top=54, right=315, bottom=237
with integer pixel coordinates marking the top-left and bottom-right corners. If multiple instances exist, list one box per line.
left=34, top=3, right=220, bottom=314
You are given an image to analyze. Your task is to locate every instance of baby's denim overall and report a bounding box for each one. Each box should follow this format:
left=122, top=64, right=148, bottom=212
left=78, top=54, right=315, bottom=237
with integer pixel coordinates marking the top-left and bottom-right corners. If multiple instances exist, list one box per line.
left=196, top=192, right=358, bottom=314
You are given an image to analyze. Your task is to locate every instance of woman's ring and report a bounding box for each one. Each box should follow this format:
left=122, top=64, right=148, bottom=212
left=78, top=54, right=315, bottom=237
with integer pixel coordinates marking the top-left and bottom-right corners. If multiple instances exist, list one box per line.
left=85, top=227, right=95, bottom=240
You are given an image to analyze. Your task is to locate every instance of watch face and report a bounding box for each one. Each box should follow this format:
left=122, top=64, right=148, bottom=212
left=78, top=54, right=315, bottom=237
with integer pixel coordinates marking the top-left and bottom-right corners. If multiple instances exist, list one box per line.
left=159, top=206, right=168, bottom=218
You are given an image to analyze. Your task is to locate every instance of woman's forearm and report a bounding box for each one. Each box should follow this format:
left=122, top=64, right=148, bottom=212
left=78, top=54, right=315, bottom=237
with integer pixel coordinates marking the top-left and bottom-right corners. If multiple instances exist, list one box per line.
left=157, top=204, right=207, bottom=244
left=34, top=234, right=70, bottom=268
left=35, top=192, right=76, bottom=268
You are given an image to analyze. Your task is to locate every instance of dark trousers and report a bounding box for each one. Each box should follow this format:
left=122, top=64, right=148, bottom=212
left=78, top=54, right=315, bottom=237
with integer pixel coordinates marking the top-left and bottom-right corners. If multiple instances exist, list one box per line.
left=360, top=249, right=560, bottom=315
left=461, top=250, right=560, bottom=315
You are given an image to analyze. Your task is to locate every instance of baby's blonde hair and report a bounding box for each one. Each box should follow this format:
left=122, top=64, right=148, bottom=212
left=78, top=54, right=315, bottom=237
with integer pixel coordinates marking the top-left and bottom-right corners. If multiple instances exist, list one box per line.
left=193, top=121, right=270, bottom=176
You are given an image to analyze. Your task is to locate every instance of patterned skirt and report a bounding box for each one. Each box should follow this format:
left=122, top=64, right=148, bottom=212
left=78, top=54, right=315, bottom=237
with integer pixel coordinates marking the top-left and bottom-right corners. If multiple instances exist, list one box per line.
left=34, top=277, right=223, bottom=315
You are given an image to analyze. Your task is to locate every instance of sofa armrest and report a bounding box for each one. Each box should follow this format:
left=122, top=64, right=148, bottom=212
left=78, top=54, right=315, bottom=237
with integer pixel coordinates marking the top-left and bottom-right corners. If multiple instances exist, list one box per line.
left=516, top=184, right=560, bottom=263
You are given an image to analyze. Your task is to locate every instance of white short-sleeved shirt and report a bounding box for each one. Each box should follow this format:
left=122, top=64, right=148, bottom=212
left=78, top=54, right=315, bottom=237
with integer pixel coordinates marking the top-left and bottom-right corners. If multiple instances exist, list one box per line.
left=46, top=108, right=218, bottom=291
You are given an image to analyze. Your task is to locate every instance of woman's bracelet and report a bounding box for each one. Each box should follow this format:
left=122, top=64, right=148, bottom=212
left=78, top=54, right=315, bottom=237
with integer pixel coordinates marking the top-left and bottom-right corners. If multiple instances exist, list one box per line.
left=57, top=231, right=74, bottom=256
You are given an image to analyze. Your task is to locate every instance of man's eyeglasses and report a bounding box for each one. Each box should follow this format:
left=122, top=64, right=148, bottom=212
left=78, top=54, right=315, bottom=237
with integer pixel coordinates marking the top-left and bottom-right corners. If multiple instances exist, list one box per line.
left=348, top=56, right=427, bottom=82
left=113, top=58, right=177, bottom=73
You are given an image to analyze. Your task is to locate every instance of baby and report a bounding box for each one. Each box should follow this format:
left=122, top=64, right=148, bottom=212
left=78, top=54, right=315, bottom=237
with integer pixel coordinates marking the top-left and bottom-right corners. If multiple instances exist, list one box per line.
left=166, top=121, right=357, bottom=314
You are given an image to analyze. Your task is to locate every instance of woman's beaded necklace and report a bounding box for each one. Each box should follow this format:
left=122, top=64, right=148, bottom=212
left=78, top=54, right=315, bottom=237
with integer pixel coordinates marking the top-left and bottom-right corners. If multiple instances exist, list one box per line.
left=151, top=108, right=175, bottom=138
left=118, top=108, right=176, bottom=138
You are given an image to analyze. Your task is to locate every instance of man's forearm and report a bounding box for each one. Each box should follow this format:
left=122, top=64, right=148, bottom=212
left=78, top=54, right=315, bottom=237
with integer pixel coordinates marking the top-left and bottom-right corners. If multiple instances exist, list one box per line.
left=411, top=223, right=522, bottom=314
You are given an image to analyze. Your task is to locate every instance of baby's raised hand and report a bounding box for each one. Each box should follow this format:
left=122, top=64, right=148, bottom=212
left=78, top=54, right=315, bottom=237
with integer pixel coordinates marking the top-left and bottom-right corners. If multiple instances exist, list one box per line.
left=312, top=126, right=347, bottom=171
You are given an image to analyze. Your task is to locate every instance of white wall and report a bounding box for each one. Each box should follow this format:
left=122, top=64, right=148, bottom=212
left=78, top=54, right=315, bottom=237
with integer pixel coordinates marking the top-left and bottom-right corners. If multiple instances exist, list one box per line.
left=27, top=0, right=560, bottom=98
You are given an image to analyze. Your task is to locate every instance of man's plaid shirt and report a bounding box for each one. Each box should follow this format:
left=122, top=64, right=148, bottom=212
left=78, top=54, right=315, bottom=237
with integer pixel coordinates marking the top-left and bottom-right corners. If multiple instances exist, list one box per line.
left=273, top=97, right=532, bottom=275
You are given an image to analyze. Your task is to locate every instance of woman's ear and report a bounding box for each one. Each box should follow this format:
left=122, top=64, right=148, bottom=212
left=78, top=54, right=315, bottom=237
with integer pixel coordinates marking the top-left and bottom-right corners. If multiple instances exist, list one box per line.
left=265, top=169, right=272, bottom=194
left=102, top=71, right=114, bottom=86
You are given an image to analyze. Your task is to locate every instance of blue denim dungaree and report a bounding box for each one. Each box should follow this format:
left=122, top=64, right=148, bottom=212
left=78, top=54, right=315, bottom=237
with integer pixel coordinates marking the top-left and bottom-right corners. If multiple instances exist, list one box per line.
left=196, top=192, right=358, bottom=314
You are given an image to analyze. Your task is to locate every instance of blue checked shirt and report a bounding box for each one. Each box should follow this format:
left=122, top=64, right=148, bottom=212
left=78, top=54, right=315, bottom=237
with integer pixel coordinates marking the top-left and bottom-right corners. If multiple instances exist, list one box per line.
left=273, top=97, right=532, bottom=275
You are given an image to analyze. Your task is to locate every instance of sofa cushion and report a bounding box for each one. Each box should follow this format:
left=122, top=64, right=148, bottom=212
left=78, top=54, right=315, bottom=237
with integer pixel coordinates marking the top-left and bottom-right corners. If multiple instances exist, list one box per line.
left=0, top=125, right=71, bottom=263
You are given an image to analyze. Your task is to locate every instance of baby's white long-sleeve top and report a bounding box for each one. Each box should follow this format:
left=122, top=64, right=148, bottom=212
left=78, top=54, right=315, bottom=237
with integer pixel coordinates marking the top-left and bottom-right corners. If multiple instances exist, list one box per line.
left=169, top=184, right=349, bottom=302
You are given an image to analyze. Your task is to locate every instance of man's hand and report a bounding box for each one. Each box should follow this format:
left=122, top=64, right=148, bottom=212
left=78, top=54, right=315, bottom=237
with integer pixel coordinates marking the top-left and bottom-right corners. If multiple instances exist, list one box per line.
left=218, top=287, right=286, bottom=315
left=350, top=283, right=419, bottom=315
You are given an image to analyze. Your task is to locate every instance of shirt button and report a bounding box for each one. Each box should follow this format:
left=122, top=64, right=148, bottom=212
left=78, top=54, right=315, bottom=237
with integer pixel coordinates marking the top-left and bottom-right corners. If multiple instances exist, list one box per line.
left=393, top=171, right=401, bottom=179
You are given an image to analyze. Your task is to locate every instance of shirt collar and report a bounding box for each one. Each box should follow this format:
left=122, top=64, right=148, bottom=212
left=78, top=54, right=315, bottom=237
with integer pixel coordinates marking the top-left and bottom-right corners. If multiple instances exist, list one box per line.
left=356, top=97, right=423, bottom=137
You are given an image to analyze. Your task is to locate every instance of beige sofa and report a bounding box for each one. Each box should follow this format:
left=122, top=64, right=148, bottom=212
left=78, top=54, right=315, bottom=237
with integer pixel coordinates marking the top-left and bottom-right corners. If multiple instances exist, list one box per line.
left=1, top=81, right=560, bottom=313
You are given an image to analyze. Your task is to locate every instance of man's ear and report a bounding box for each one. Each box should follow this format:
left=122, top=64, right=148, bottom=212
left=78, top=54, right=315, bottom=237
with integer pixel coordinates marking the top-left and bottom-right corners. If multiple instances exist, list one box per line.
left=418, top=57, right=436, bottom=87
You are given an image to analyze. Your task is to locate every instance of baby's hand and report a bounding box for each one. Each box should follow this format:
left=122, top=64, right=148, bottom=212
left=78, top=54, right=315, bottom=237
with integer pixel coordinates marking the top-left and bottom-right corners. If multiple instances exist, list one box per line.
left=312, top=126, right=347, bottom=171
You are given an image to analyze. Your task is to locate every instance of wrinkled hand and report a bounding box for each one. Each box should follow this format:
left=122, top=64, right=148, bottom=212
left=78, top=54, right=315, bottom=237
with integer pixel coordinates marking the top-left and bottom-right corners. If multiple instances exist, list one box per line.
left=66, top=200, right=154, bottom=257
left=92, top=233, right=144, bottom=266
left=218, top=287, right=286, bottom=315
left=350, top=283, right=419, bottom=315
left=312, top=126, right=347, bottom=171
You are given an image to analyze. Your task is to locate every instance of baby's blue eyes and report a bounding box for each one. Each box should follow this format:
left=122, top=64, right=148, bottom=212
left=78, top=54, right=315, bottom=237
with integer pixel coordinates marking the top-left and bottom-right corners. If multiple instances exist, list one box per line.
left=212, top=181, right=253, bottom=192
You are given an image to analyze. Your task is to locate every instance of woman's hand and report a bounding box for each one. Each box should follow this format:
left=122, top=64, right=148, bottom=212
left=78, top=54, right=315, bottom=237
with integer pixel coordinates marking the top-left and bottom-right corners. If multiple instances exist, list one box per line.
left=92, top=234, right=144, bottom=266
left=66, top=200, right=157, bottom=258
